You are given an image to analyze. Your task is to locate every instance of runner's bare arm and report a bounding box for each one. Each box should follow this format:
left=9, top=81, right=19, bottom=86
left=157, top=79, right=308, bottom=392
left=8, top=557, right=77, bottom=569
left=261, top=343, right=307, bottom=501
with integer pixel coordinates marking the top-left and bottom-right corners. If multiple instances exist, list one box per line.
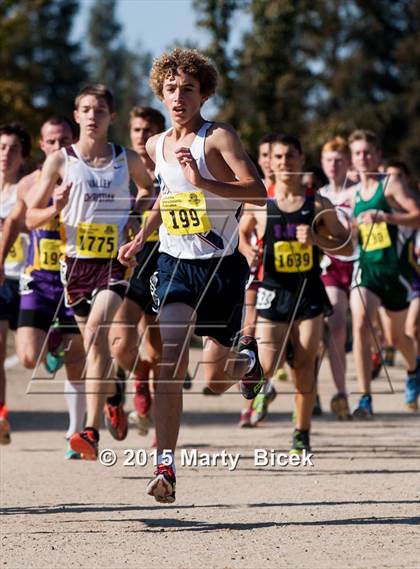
left=297, top=196, right=353, bottom=255
left=118, top=196, right=162, bottom=267
left=382, top=178, right=420, bottom=228
left=175, top=124, right=266, bottom=205
left=25, top=152, right=69, bottom=230
left=239, top=205, right=265, bottom=267
left=0, top=176, right=28, bottom=272
left=126, top=149, right=154, bottom=211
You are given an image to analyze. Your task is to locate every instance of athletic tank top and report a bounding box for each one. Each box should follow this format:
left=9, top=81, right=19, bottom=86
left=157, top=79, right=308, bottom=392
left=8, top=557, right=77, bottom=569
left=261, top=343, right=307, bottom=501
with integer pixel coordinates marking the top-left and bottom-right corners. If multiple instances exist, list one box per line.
left=60, top=144, right=130, bottom=259
left=262, top=196, right=321, bottom=288
left=319, top=183, right=357, bottom=262
left=25, top=190, right=64, bottom=285
left=0, top=185, right=28, bottom=280
left=155, top=122, right=242, bottom=260
left=353, top=178, right=400, bottom=272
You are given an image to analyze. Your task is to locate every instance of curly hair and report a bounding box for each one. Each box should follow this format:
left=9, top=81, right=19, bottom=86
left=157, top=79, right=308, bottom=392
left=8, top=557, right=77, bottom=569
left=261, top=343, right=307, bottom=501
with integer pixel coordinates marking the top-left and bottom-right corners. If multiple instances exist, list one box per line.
left=149, top=48, right=218, bottom=100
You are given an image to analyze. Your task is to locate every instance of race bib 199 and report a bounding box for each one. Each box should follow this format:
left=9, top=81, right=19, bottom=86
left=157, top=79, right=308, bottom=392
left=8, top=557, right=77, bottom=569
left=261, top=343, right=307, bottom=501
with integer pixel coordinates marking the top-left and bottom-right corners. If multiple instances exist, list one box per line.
left=274, top=241, right=313, bottom=273
left=39, top=238, right=61, bottom=271
left=76, top=222, right=118, bottom=258
left=359, top=222, right=391, bottom=252
left=160, top=191, right=211, bottom=235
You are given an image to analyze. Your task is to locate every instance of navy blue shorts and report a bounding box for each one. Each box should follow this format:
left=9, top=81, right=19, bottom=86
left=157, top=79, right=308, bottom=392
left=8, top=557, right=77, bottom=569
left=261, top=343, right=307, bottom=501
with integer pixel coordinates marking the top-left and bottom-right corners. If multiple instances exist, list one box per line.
left=126, top=244, right=159, bottom=315
left=0, top=278, right=20, bottom=330
left=153, top=250, right=249, bottom=347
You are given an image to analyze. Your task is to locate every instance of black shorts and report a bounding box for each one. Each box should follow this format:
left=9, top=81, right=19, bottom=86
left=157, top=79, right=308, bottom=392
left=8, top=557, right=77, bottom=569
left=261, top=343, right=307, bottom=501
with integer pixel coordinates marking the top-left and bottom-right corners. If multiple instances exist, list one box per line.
left=153, top=250, right=249, bottom=347
left=0, top=278, right=20, bottom=330
left=256, top=278, right=333, bottom=323
left=126, top=245, right=159, bottom=315
left=17, top=309, right=80, bottom=334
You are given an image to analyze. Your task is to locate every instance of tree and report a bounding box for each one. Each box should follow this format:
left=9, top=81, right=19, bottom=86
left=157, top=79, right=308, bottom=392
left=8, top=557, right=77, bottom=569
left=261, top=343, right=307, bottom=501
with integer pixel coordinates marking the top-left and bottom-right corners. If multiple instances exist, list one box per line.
left=0, top=0, right=87, bottom=155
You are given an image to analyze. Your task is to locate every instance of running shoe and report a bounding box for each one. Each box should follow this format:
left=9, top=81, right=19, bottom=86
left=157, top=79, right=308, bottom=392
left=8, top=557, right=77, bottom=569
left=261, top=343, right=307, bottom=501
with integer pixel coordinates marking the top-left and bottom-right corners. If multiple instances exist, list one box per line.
left=64, top=439, right=81, bottom=460
left=251, top=383, right=277, bottom=425
left=147, top=463, right=176, bottom=503
left=202, top=385, right=220, bottom=396
left=238, top=407, right=254, bottom=428
left=352, top=394, right=373, bottom=419
left=382, top=346, right=396, bottom=367
left=104, top=399, right=128, bottom=441
left=134, top=379, right=151, bottom=416
left=238, top=336, right=265, bottom=400
left=183, top=371, right=193, bottom=390
left=405, top=374, right=419, bottom=411
left=128, top=410, right=153, bottom=435
left=289, top=429, right=311, bottom=455
left=104, top=381, right=128, bottom=441
left=371, top=351, right=382, bottom=380
left=70, top=428, right=99, bottom=460
left=330, top=393, right=351, bottom=420
left=0, top=405, right=11, bottom=445
left=44, top=322, right=65, bottom=374
left=312, top=394, right=323, bottom=416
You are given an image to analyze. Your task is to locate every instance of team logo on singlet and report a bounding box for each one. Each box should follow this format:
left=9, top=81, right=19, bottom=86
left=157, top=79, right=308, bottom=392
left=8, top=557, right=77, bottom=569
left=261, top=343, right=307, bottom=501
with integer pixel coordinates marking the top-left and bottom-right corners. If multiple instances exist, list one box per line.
left=189, top=193, right=201, bottom=206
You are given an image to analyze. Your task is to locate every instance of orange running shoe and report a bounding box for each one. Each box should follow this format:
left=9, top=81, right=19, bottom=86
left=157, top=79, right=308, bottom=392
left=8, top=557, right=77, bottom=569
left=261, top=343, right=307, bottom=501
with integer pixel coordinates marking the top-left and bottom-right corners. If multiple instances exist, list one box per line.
left=0, top=404, right=11, bottom=445
left=70, top=428, right=99, bottom=460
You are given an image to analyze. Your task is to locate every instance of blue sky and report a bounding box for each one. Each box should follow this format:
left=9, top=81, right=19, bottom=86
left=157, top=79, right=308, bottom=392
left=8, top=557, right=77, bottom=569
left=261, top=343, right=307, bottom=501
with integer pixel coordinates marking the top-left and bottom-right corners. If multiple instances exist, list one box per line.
left=73, top=0, right=250, bottom=57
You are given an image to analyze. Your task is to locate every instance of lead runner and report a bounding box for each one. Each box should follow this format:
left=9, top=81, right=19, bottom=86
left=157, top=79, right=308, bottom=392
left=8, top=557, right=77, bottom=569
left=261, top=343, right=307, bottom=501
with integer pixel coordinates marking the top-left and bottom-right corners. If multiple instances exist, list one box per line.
left=119, top=48, right=267, bottom=503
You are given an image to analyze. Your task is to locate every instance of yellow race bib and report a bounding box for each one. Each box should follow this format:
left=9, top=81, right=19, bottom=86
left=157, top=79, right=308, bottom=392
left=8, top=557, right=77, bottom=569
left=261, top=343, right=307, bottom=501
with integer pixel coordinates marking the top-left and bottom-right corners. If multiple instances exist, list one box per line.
left=274, top=241, right=313, bottom=273
left=76, top=222, right=118, bottom=258
left=160, top=192, right=211, bottom=235
left=6, top=234, right=24, bottom=264
left=39, top=238, right=61, bottom=271
left=142, top=210, right=160, bottom=242
left=359, top=222, right=391, bottom=252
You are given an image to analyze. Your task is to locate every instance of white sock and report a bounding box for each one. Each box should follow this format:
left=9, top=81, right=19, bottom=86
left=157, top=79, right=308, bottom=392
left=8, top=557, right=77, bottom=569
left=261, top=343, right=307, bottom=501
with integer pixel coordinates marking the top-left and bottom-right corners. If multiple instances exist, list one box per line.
left=241, top=349, right=256, bottom=374
left=157, top=451, right=176, bottom=474
left=64, top=379, right=86, bottom=438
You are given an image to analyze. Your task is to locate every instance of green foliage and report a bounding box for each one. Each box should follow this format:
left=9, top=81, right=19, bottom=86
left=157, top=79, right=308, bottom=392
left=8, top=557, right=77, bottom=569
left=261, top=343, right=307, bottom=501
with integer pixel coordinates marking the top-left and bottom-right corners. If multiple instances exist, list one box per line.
left=193, top=0, right=420, bottom=178
left=0, top=0, right=87, bottom=162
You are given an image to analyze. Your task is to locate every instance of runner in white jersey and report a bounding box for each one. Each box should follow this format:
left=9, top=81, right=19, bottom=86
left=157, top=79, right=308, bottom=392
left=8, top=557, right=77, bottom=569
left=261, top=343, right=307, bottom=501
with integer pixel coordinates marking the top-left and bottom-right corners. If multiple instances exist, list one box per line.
left=319, top=136, right=356, bottom=419
left=0, top=118, right=87, bottom=458
left=0, top=123, right=30, bottom=444
left=26, top=85, right=153, bottom=459
left=118, top=48, right=267, bottom=503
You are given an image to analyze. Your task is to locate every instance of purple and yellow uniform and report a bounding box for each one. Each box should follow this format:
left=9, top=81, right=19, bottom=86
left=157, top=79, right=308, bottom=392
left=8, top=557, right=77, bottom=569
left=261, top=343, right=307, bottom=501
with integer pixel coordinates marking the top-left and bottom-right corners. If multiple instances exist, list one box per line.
left=18, top=196, right=78, bottom=333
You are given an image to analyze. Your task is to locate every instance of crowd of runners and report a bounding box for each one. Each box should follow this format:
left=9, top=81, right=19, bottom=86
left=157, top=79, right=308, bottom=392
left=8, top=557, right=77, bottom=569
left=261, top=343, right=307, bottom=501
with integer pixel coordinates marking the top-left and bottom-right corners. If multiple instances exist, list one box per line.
left=1, top=48, right=419, bottom=503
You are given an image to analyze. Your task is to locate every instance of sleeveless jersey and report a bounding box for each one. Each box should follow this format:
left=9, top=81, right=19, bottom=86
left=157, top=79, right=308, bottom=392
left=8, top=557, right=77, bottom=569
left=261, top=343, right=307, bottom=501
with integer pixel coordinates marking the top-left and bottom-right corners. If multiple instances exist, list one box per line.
left=262, top=196, right=321, bottom=289
left=155, top=121, right=242, bottom=260
left=0, top=185, right=28, bottom=280
left=353, top=178, right=401, bottom=272
left=60, top=144, right=130, bottom=259
left=24, top=194, right=64, bottom=287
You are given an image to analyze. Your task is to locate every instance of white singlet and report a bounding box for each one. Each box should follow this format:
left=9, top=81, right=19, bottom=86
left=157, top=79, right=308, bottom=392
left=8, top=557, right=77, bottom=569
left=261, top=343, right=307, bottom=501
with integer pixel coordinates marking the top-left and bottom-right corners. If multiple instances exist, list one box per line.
left=0, top=185, right=28, bottom=279
left=155, top=121, right=242, bottom=260
left=319, top=182, right=357, bottom=262
left=60, top=144, right=131, bottom=258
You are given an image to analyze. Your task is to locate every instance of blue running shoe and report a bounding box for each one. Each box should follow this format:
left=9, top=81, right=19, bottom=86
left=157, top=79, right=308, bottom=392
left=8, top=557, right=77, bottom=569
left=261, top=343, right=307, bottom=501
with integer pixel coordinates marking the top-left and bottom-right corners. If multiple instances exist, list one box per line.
left=45, top=322, right=65, bottom=374
left=352, top=394, right=373, bottom=419
left=405, top=374, right=418, bottom=411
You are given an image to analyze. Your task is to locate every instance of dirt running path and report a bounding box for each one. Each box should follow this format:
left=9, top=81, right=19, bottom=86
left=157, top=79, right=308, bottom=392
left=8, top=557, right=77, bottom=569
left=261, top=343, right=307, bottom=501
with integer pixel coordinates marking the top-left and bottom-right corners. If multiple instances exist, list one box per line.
left=1, top=349, right=419, bottom=568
